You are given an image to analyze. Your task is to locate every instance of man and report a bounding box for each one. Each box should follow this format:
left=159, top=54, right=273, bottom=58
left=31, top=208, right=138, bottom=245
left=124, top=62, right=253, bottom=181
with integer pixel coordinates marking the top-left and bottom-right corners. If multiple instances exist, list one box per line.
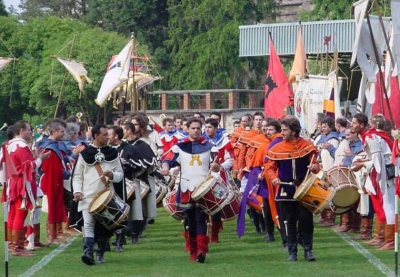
left=123, top=122, right=156, bottom=244
left=265, top=116, right=319, bottom=262
left=73, top=124, right=124, bottom=265
left=203, top=118, right=234, bottom=243
left=351, top=113, right=395, bottom=250
left=4, top=121, right=49, bottom=256
left=161, top=117, right=220, bottom=263
left=159, top=117, right=178, bottom=161
left=316, top=117, right=339, bottom=227
left=40, top=122, right=70, bottom=245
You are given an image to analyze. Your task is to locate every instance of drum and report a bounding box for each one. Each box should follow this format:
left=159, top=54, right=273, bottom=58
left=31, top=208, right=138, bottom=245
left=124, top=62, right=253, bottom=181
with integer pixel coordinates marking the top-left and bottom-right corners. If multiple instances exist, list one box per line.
left=294, top=173, right=335, bottom=215
left=162, top=190, right=186, bottom=220
left=155, top=180, right=168, bottom=206
left=125, top=178, right=138, bottom=201
left=191, top=176, right=230, bottom=215
left=247, top=192, right=263, bottom=212
left=139, top=181, right=150, bottom=199
left=327, top=167, right=360, bottom=208
left=220, top=192, right=240, bottom=221
left=88, top=189, right=130, bottom=231
left=329, top=202, right=351, bottom=215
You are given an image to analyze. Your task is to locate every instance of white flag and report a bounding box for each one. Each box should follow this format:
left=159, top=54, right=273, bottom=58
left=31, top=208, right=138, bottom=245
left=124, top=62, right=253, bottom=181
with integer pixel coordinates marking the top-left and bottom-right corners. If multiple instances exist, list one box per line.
left=350, top=0, right=369, bottom=67
left=95, top=40, right=133, bottom=107
left=0, top=57, right=14, bottom=71
left=57, top=58, right=93, bottom=92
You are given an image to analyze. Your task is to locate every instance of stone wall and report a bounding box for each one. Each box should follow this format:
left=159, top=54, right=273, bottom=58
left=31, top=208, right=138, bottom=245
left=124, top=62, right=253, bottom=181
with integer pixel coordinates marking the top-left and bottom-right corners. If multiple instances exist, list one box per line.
left=264, top=0, right=314, bottom=23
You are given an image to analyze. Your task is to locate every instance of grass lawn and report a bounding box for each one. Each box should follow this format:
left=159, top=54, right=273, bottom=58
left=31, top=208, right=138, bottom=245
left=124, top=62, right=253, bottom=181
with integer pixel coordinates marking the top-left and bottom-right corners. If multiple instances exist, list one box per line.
left=0, top=194, right=397, bottom=277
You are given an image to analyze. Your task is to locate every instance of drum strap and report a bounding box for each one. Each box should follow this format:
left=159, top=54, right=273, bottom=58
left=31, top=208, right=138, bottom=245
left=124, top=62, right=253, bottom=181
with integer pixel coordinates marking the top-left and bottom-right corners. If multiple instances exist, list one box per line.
left=94, top=163, right=108, bottom=185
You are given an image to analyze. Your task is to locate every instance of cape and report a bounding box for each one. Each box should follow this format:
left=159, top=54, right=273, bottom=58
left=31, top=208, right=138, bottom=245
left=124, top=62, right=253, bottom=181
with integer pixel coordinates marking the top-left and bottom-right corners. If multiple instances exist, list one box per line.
left=267, top=138, right=318, bottom=160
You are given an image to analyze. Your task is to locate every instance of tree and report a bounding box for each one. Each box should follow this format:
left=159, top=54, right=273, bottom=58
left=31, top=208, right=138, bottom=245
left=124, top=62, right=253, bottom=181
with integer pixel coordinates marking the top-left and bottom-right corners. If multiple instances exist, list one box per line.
left=18, top=0, right=88, bottom=19
left=0, top=0, right=8, bottom=16
left=0, top=16, right=132, bottom=124
left=166, top=0, right=278, bottom=90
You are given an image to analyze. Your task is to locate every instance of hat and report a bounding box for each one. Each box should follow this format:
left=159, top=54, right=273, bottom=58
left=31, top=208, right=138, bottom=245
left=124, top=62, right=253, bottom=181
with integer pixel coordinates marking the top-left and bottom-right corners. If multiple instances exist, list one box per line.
left=36, top=123, right=43, bottom=128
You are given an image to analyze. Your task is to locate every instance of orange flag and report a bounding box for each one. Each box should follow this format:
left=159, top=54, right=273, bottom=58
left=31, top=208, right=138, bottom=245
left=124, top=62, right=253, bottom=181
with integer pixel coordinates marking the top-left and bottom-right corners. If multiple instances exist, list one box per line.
left=289, top=24, right=307, bottom=83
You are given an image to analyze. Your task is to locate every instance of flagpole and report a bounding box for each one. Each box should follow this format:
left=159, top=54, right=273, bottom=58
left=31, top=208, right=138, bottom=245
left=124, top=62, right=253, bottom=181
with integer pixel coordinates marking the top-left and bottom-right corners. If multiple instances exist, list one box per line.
left=4, top=201, right=9, bottom=277
left=54, top=35, right=76, bottom=119
left=365, top=12, right=395, bottom=127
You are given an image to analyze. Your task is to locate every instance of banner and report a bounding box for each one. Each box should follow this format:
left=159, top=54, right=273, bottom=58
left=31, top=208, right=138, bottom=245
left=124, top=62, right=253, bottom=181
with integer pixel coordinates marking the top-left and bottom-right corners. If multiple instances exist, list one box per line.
left=294, top=79, right=309, bottom=129
left=350, top=0, right=370, bottom=67
left=304, top=75, right=327, bottom=134
left=57, top=58, right=93, bottom=92
left=95, top=39, right=133, bottom=107
left=0, top=57, right=14, bottom=72
left=289, top=25, right=306, bottom=83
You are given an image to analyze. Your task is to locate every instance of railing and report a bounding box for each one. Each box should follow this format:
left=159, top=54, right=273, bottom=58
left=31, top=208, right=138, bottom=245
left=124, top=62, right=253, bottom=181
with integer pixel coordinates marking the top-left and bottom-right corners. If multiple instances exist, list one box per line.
left=146, top=89, right=265, bottom=111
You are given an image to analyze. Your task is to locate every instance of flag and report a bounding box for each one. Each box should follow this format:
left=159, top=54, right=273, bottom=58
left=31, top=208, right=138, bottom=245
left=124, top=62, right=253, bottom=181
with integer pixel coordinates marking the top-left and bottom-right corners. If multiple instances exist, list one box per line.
left=264, top=35, right=293, bottom=119
left=350, top=0, right=369, bottom=67
left=57, top=58, right=93, bottom=92
left=289, top=25, right=307, bottom=83
left=95, top=40, right=133, bottom=107
left=0, top=57, right=15, bottom=71
left=323, top=71, right=340, bottom=118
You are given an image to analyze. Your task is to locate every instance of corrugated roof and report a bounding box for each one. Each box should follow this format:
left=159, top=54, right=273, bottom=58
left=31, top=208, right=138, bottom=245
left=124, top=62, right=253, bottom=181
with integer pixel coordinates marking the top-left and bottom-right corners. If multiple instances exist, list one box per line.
left=239, top=18, right=390, bottom=57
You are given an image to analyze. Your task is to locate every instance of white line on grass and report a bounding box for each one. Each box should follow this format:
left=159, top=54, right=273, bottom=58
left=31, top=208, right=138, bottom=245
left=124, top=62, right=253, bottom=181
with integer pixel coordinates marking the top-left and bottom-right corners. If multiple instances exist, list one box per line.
left=334, top=230, right=395, bottom=277
left=19, top=237, right=77, bottom=277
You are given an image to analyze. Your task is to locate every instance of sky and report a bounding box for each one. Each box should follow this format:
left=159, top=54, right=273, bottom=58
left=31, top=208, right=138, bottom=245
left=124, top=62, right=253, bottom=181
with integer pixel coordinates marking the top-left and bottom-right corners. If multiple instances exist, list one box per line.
left=3, top=0, right=21, bottom=11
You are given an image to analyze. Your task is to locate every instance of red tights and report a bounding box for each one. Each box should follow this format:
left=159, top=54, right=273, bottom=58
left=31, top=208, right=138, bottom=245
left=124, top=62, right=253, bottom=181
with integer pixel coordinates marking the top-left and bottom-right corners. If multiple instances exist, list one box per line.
left=7, top=198, right=28, bottom=231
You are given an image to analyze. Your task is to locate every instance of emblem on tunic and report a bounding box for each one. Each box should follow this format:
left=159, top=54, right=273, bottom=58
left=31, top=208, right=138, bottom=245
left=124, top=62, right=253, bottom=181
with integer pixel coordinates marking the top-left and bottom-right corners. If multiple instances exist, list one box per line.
left=189, top=154, right=202, bottom=166
left=95, top=150, right=105, bottom=162
left=212, top=184, right=227, bottom=199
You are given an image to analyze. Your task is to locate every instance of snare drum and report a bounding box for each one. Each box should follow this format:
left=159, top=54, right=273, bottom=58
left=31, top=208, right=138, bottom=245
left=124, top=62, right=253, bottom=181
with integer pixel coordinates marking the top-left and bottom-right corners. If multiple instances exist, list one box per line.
left=247, top=192, right=263, bottom=212
left=294, top=173, right=335, bottom=215
left=191, top=176, right=230, bottom=215
left=155, top=181, right=168, bottom=206
left=327, top=167, right=360, bottom=208
left=139, top=181, right=150, bottom=199
left=220, top=192, right=240, bottom=221
left=125, top=178, right=138, bottom=201
left=162, top=190, right=186, bottom=220
left=88, top=189, right=130, bottom=231
left=329, top=202, right=351, bottom=215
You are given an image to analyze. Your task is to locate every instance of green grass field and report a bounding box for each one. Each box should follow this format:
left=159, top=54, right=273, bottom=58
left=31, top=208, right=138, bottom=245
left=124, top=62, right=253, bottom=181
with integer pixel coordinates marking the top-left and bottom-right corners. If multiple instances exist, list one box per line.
left=0, top=200, right=397, bottom=277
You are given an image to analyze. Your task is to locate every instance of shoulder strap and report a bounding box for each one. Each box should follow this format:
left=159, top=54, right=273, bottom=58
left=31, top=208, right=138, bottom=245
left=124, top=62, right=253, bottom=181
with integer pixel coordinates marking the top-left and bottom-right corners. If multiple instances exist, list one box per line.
left=94, top=162, right=107, bottom=185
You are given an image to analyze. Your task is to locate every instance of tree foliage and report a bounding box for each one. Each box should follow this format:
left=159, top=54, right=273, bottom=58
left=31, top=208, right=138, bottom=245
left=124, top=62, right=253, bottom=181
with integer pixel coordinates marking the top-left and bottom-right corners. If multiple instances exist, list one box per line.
left=166, top=0, right=278, bottom=90
left=0, top=0, right=7, bottom=16
left=0, top=16, right=129, bottom=125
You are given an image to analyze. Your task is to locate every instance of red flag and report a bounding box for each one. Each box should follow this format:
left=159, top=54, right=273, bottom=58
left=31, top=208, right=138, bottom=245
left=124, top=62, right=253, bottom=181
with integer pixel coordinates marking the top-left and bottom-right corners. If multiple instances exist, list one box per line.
left=264, top=35, right=293, bottom=119
left=372, top=73, right=400, bottom=128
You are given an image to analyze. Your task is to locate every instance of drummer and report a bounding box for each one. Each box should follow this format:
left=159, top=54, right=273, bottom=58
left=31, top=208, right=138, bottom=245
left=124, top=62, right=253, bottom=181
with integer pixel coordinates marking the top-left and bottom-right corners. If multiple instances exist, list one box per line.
left=161, top=117, right=220, bottom=263
left=72, top=124, right=124, bottom=265
left=203, top=117, right=234, bottom=243
left=265, top=116, right=319, bottom=262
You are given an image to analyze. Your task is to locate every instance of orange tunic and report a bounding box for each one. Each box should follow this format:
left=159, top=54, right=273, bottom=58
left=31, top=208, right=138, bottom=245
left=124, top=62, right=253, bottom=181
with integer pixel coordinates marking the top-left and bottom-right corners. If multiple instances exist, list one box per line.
left=237, top=129, right=259, bottom=175
left=229, top=127, right=245, bottom=173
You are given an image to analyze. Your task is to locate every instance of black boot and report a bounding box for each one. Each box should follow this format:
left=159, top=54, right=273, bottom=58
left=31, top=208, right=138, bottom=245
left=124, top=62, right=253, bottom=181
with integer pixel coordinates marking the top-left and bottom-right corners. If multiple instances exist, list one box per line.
left=287, top=243, right=298, bottom=262
left=265, top=233, right=275, bottom=243
left=115, top=231, right=125, bottom=252
left=303, top=234, right=316, bottom=262
left=97, top=237, right=107, bottom=264
left=131, top=220, right=142, bottom=244
left=81, top=237, right=95, bottom=266
left=278, top=227, right=287, bottom=251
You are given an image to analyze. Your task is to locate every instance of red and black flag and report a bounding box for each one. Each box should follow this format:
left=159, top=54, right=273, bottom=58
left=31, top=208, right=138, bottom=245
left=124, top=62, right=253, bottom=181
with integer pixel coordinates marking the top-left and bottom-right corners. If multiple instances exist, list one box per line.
left=264, top=34, right=293, bottom=119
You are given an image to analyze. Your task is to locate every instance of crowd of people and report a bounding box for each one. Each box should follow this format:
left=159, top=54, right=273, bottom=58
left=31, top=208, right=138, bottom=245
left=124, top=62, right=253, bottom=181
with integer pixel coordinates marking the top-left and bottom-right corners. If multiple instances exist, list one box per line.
left=1, top=110, right=399, bottom=265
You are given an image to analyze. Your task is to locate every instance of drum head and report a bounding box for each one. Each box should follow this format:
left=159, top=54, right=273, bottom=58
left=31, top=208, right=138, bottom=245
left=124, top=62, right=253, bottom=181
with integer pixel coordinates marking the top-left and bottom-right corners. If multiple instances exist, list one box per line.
left=89, top=190, right=111, bottom=212
left=294, top=174, right=315, bottom=200
left=192, top=176, right=215, bottom=199
left=332, top=185, right=359, bottom=208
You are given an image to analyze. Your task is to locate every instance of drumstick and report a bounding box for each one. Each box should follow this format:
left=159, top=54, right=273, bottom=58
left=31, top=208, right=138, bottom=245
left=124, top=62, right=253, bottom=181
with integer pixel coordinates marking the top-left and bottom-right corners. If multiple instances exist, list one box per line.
left=275, top=215, right=281, bottom=229
left=305, top=154, right=316, bottom=179
left=207, top=156, right=219, bottom=176
left=284, top=220, right=288, bottom=237
left=87, top=165, right=119, bottom=186
left=280, top=181, right=294, bottom=186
